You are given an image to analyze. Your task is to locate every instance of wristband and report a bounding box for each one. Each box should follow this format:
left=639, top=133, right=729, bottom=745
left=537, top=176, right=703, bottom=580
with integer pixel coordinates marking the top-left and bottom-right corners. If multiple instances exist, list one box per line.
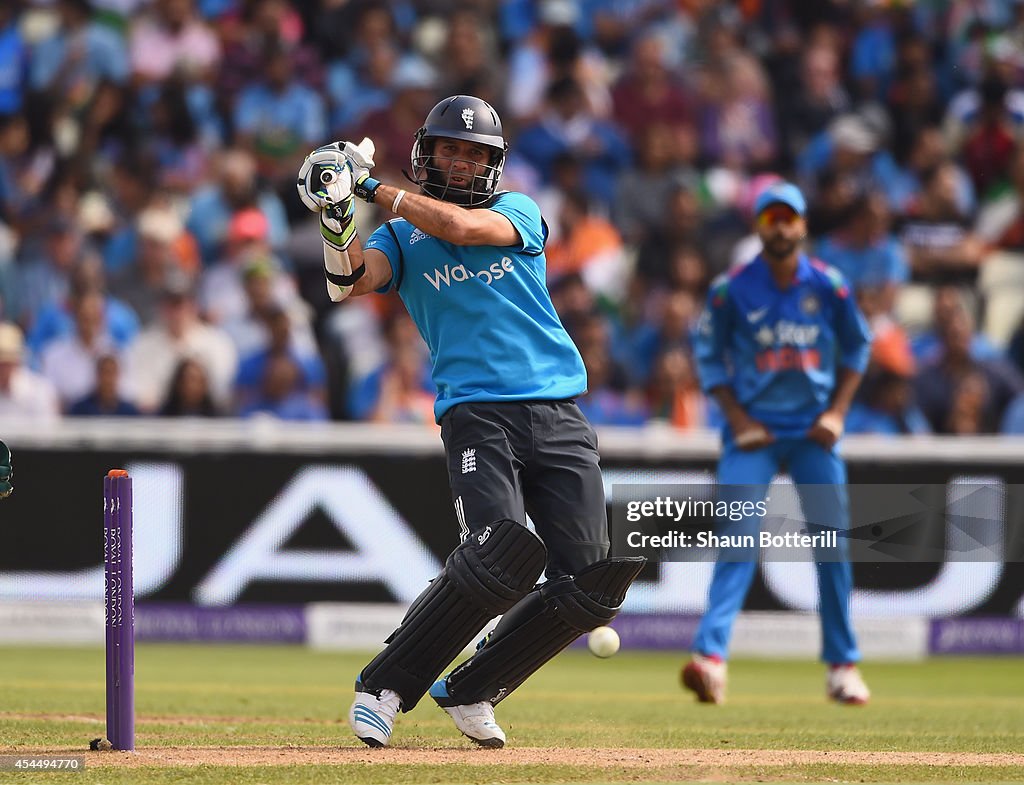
left=354, top=175, right=381, bottom=203
left=391, top=189, right=407, bottom=213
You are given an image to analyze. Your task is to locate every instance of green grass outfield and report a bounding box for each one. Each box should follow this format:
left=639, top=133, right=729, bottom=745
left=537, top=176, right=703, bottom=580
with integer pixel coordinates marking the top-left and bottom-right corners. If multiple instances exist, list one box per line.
left=1, top=645, right=1023, bottom=784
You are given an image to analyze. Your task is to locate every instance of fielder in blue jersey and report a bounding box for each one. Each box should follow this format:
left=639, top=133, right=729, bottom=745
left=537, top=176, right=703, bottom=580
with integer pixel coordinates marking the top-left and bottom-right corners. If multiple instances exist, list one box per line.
left=296, top=95, right=644, bottom=748
left=683, top=182, right=873, bottom=706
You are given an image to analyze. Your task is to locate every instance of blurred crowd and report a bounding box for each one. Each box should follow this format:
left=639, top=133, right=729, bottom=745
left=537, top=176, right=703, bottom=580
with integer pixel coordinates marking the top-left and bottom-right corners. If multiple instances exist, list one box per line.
left=4, top=0, right=1024, bottom=435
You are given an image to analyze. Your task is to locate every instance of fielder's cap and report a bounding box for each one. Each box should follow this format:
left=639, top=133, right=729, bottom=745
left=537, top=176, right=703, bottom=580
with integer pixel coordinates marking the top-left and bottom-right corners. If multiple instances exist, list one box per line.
left=0, top=322, right=24, bottom=363
left=742, top=172, right=784, bottom=216
left=754, top=182, right=807, bottom=217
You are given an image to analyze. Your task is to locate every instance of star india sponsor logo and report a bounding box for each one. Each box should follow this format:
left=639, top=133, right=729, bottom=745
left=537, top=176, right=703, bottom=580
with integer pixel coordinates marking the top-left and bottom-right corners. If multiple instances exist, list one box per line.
left=423, top=257, right=516, bottom=291
left=755, top=320, right=820, bottom=347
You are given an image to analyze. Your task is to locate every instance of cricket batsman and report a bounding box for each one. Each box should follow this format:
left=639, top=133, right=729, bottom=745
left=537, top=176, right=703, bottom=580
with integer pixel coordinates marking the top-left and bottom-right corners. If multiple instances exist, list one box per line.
left=683, top=182, right=872, bottom=705
left=0, top=440, right=11, bottom=498
left=296, top=95, right=644, bottom=748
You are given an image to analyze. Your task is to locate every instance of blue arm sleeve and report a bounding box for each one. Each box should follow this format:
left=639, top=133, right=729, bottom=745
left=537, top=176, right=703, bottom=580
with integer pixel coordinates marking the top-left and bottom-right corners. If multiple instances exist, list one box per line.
left=488, top=192, right=545, bottom=255
left=693, top=278, right=733, bottom=393
left=363, top=222, right=401, bottom=294
left=833, top=283, right=872, bottom=373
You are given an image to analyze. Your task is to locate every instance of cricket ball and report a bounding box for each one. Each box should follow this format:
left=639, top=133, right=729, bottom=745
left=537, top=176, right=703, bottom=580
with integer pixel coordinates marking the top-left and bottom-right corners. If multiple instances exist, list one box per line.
left=587, top=626, right=620, bottom=658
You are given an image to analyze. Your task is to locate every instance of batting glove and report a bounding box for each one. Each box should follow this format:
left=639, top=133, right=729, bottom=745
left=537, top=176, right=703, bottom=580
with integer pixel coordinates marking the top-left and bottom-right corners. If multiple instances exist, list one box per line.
left=0, top=440, right=12, bottom=499
left=342, top=138, right=381, bottom=203
left=297, top=142, right=354, bottom=213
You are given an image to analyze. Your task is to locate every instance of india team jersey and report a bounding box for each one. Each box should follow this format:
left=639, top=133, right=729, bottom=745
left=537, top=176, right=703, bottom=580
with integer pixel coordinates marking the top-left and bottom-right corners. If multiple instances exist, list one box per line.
left=365, top=191, right=587, bottom=422
left=694, top=254, right=872, bottom=436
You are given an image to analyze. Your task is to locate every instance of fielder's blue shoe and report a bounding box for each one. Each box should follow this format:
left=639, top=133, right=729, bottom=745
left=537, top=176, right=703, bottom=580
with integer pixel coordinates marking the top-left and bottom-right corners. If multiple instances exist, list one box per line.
left=349, top=677, right=401, bottom=747
left=429, top=678, right=506, bottom=748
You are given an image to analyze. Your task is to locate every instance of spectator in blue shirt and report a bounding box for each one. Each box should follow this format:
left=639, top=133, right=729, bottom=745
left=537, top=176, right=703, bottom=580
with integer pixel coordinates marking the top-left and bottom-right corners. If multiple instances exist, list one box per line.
left=849, top=1, right=897, bottom=102
left=68, top=354, right=139, bottom=416
left=326, top=42, right=399, bottom=134
left=915, top=305, right=1024, bottom=434
left=28, top=256, right=139, bottom=357
left=14, top=218, right=99, bottom=338
left=847, top=370, right=931, bottom=436
left=348, top=311, right=433, bottom=422
left=238, top=352, right=328, bottom=421
left=813, top=191, right=908, bottom=300
left=30, top=0, right=129, bottom=101
left=576, top=345, right=647, bottom=426
left=234, top=40, right=326, bottom=189
left=911, top=285, right=1001, bottom=365
left=515, top=77, right=631, bottom=209
left=798, top=114, right=903, bottom=208
left=846, top=323, right=930, bottom=436
left=186, top=148, right=289, bottom=266
left=234, top=307, right=325, bottom=415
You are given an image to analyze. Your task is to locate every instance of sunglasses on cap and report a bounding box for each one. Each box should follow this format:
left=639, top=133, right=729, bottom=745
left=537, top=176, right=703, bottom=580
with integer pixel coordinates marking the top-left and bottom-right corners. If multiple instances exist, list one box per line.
left=757, top=205, right=802, bottom=227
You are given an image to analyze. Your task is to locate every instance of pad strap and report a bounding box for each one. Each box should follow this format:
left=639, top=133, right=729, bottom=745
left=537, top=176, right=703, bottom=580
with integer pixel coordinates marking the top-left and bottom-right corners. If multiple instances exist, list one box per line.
left=325, top=264, right=366, bottom=288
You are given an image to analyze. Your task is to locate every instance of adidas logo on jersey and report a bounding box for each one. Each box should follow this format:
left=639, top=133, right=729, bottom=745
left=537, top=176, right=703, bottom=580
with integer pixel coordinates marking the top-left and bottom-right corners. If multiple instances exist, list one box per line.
left=409, top=227, right=429, bottom=245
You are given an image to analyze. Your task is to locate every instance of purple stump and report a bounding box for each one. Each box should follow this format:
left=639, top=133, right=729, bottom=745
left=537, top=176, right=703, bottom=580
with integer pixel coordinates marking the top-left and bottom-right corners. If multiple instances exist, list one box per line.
left=104, top=470, right=134, bottom=751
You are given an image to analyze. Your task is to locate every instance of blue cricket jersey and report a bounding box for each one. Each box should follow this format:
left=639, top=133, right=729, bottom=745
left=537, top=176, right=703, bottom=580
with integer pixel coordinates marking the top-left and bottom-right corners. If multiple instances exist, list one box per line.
left=364, top=191, right=587, bottom=422
left=694, top=254, right=872, bottom=437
